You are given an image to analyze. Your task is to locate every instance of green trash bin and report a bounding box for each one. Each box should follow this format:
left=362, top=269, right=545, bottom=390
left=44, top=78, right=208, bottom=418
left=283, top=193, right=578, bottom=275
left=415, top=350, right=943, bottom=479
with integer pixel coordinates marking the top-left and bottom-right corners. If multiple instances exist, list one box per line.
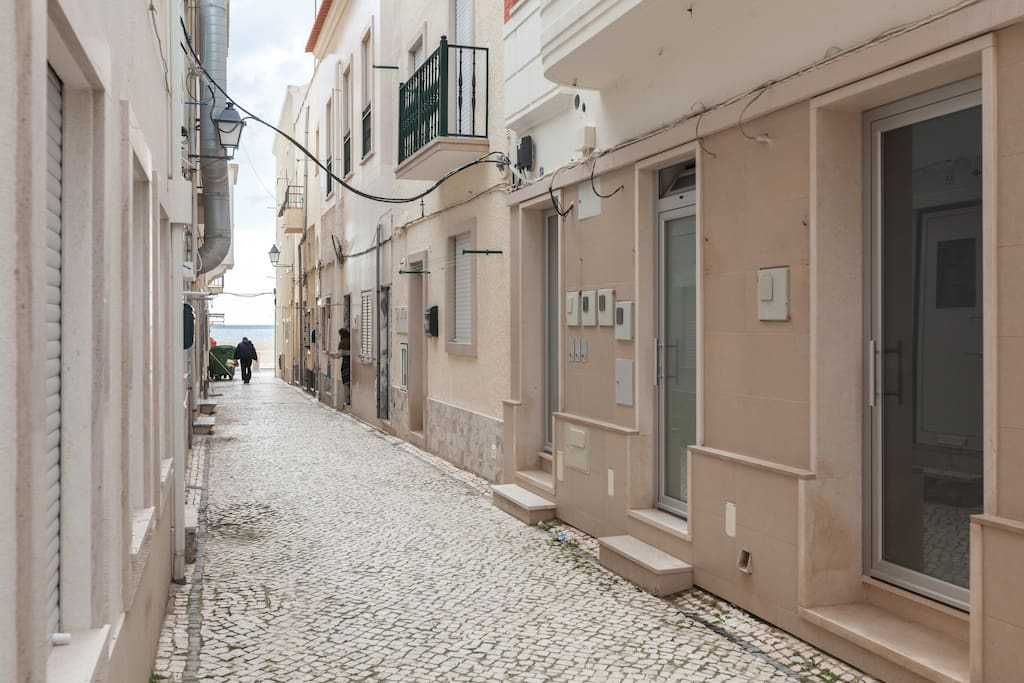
left=209, top=345, right=236, bottom=381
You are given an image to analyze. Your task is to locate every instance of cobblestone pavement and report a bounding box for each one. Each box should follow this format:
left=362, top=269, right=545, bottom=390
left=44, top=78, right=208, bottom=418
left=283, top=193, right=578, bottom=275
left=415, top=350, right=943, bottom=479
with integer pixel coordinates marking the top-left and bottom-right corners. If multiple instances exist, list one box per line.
left=153, top=372, right=873, bottom=682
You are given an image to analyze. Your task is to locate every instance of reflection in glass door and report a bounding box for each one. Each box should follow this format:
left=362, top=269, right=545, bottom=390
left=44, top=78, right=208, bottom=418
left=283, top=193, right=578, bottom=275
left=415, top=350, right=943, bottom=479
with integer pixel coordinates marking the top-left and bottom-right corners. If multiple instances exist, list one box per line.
left=543, top=212, right=559, bottom=450
left=657, top=161, right=697, bottom=516
left=868, top=80, right=982, bottom=609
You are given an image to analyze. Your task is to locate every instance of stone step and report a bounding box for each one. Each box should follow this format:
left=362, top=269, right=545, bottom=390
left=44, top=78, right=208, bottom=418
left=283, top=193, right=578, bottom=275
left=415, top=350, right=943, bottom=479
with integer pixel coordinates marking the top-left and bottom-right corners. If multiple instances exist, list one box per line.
left=198, top=399, right=218, bottom=415
left=801, top=603, right=968, bottom=683
left=598, top=534, right=693, bottom=597
left=492, top=484, right=556, bottom=526
left=516, top=468, right=555, bottom=495
left=192, top=416, right=215, bottom=435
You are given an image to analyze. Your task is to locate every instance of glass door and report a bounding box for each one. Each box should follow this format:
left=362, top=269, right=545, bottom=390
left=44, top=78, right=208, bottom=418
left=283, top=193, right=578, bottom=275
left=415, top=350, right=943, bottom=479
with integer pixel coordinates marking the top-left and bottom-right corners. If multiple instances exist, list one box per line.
left=657, top=163, right=697, bottom=516
left=868, top=79, right=983, bottom=610
left=543, top=212, right=559, bottom=450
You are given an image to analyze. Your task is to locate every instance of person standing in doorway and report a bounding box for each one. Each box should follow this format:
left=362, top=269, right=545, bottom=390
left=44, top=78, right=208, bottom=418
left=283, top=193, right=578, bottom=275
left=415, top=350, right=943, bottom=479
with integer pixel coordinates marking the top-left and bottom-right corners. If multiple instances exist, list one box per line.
left=234, top=336, right=258, bottom=384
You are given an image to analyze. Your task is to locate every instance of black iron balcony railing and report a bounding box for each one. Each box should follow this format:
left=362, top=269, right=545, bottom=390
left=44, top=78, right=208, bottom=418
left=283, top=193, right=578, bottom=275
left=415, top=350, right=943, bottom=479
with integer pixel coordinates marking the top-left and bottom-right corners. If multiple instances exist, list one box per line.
left=278, top=185, right=304, bottom=216
left=398, top=36, right=489, bottom=165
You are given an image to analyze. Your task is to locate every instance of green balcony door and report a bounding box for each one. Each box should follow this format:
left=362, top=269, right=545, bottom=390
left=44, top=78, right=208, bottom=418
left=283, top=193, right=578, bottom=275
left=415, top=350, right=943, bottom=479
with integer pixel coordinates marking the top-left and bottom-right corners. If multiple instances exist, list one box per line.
left=657, top=161, right=698, bottom=516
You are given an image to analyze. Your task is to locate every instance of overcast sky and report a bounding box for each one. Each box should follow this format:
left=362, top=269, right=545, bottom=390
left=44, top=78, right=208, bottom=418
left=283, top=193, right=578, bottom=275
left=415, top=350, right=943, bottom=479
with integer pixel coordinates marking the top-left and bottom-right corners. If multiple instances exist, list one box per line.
left=208, top=1, right=316, bottom=325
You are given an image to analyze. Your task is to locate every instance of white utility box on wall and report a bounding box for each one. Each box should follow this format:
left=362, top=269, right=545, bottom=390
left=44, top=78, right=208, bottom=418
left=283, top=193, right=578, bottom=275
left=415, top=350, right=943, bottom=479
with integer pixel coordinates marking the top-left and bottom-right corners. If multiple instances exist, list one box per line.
left=597, top=289, right=615, bottom=326
left=566, top=290, right=580, bottom=326
left=757, top=266, right=790, bottom=321
left=615, top=359, right=634, bottom=406
left=581, top=290, right=597, bottom=326
left=614, top=301, right=634, bottom=341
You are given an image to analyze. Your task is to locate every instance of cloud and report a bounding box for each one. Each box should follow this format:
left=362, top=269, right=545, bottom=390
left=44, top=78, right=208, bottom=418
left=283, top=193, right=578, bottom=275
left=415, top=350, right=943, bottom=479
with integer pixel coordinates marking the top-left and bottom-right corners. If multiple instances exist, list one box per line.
left=210, top=0, right=314, bottom=326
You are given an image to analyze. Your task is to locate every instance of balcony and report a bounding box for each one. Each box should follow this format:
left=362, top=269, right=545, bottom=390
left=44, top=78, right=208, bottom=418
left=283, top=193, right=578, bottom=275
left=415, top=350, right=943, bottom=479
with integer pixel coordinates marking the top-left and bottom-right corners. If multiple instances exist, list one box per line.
left=279, top=185, right=304, bottom=234
left=540, top=0, right=681, bottom=89
left=396, top=36, right=490, bottom=181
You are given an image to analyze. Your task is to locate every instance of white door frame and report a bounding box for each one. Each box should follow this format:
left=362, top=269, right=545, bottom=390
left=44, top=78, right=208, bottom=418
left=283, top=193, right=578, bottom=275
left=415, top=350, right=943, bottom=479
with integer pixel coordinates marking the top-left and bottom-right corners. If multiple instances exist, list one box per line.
left=866, top=77, right=982, bottom=611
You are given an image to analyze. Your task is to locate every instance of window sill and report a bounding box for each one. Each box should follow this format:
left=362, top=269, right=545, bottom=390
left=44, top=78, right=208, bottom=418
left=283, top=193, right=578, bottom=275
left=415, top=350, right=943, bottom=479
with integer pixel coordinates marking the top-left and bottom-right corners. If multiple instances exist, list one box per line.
left=360, top=150, right=375, bottom=165
left=445, top=340, right=476, bottom=357
left=46, top=625, right=111, bottom=683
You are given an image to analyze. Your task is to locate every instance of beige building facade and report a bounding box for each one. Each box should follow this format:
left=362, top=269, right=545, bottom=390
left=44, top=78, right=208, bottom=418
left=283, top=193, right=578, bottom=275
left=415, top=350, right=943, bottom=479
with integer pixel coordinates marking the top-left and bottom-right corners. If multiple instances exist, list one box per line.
left=1, top=0, right=236, bottom=680
left=274, top=0, right=511, bottom=481
left=496, top=1, right=1024, bottom=681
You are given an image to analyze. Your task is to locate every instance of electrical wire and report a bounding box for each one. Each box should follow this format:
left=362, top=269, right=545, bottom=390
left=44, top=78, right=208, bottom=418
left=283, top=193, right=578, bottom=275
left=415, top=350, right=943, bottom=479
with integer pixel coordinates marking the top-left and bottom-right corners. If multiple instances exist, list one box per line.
left=216, top=291, right=275, bottom=297
left=241, top=143, right=278, bottom=203
left=548, top=165, right=573, bottom=217
left=518, top=0, right=982, bottom=193
left=179, top=19, right=511, bottom=206
left=147, top=2, right=171, bottom=94
left=588, top=153, right=624, bottom=199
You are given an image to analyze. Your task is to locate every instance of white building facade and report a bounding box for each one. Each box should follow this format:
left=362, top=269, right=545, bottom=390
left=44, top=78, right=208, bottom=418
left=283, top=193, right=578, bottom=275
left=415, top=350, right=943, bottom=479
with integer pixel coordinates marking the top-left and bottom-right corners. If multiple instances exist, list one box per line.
left=275, top=0, right=512, bottom=481
left=1, top=0, right=236, bottom=680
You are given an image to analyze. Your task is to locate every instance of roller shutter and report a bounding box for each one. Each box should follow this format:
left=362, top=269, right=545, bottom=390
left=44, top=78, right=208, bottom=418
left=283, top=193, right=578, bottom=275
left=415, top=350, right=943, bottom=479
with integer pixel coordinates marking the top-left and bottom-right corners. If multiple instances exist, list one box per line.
left=44, top=66, right=63, bottom=637
left=453, top=234, right=472, bottom=344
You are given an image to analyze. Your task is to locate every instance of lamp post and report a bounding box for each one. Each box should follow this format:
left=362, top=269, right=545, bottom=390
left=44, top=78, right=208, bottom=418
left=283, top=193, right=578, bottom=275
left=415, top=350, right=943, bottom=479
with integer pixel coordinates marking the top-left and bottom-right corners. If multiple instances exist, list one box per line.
left=268, top=244, right=281, bottom=266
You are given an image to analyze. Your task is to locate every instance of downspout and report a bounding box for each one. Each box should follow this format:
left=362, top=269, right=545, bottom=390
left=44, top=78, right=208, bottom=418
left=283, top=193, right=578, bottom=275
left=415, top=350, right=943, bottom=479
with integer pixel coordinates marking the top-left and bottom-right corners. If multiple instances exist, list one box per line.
left=197, top=0, right=231, bottom=274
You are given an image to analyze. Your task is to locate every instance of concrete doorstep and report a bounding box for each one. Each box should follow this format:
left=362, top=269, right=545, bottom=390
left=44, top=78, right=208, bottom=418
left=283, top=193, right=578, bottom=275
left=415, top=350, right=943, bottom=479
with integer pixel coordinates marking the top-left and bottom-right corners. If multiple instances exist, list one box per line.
left=491, top=484, right=556, bottom=526
left=598, top=535, right=693, bottom=597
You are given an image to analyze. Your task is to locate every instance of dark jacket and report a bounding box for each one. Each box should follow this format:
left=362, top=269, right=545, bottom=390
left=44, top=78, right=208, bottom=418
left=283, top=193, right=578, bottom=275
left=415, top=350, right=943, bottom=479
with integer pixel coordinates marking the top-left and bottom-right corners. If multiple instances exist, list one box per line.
left=234, top=340, right=258, bottom=362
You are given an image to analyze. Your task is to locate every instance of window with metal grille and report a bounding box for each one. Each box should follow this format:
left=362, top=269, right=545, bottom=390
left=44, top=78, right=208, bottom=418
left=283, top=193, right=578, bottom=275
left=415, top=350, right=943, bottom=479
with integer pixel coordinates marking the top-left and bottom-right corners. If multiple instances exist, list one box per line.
left=360, top=289, right=373, bottom=358
left=451, top=233, right=472, bottom=344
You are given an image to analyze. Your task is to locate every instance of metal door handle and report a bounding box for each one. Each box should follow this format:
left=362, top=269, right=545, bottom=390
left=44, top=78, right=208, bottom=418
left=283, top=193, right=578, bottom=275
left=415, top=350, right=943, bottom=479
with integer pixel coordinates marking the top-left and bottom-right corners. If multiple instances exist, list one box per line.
left=868, top=339, right=877, bottom=407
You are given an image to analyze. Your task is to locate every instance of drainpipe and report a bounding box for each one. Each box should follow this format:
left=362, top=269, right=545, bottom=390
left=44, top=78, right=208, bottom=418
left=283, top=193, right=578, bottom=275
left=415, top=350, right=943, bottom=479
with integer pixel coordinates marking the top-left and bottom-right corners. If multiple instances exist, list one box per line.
left=197, top=0, right=231, bottom=274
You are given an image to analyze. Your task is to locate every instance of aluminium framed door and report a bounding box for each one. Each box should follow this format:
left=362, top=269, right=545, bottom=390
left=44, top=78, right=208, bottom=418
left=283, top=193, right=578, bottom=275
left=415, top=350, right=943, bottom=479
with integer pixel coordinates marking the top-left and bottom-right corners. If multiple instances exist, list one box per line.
left=866, top=77, right=983, bottom=610
left=656, top=164, right=697, bottom=517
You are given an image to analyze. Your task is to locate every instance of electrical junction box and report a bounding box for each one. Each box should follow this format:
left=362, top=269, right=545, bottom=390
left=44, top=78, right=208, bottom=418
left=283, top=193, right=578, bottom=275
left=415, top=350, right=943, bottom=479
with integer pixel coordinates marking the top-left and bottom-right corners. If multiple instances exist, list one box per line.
left=424, top=305, right=439, bottom=337
left=566, top=290, right=581, bottom=326
left=581, top=290, right=597, bottom=326
left=396, top=306, right=409, bottom=335
left=578, top=125, right=596, bottom=156
left=614, top=301, right=634, bottom=341
left=615, top=359, right=634, bottom=406
left=597, top=289, right=615, bottom=326
left=576, top=181, right=601, bottom=220
left=757, top=266, right=790, bottom=321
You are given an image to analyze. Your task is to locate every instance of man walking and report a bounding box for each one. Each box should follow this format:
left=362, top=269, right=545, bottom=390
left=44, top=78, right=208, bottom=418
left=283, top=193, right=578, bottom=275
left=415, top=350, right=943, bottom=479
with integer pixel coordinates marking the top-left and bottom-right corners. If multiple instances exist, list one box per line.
left=234, top=336, right=258, bottom=384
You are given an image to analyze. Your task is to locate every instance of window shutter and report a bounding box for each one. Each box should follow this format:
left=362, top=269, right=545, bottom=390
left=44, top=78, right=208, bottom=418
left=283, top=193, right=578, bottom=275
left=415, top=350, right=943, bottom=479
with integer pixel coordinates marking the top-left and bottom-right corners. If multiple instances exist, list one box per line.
left=45, top=66, right=63, bottom=638
left=361, top=291, right=373, bottom=358
left=453, top=234, right=472, bottom=343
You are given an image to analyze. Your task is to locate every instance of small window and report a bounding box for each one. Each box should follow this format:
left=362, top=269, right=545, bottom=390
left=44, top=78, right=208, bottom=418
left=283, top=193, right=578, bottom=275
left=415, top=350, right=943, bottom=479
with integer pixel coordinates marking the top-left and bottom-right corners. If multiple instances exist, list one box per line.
left=342, top=66, right=353, bottom=176
left=658, top=160, right=696, bottom=198
left=324, top=97, right=334, bottom=195
left=399, top=342, right=409, bottom=388
left=408, top=35, right=424, bottom=75
left=361, top=30, right=373, bottom=158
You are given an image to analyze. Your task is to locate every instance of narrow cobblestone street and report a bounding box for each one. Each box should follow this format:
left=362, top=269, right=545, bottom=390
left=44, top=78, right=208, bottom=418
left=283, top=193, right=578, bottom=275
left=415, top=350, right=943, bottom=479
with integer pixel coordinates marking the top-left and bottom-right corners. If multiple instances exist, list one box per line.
left=153, top=373, right=872, bottom=683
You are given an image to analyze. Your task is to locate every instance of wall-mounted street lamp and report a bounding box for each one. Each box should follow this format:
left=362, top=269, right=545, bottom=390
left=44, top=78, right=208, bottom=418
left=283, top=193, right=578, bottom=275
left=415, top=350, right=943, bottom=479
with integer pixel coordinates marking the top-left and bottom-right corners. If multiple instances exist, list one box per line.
left=214, top=103, right=245, bottom=159
left=268, top=244, right=292, bottom=269
left=190, top=102, right=247, bottom=161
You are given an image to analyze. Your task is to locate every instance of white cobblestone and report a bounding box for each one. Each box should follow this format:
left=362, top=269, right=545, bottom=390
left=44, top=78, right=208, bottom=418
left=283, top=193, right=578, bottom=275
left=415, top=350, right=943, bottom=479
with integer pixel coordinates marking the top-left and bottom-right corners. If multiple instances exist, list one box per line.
left=153, top=372, right=874, bottom=682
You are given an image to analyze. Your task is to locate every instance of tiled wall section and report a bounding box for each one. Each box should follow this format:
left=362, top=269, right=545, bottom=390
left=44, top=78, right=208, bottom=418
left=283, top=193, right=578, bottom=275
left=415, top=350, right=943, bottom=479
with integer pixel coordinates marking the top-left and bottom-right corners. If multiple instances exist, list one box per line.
left=701, top=104, right=811, bottom=471
left=690, top=452, right=799, bottom=628
left=426, top=398, right=504, bottom=482
left=391, top=386, right=408, bottom=432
